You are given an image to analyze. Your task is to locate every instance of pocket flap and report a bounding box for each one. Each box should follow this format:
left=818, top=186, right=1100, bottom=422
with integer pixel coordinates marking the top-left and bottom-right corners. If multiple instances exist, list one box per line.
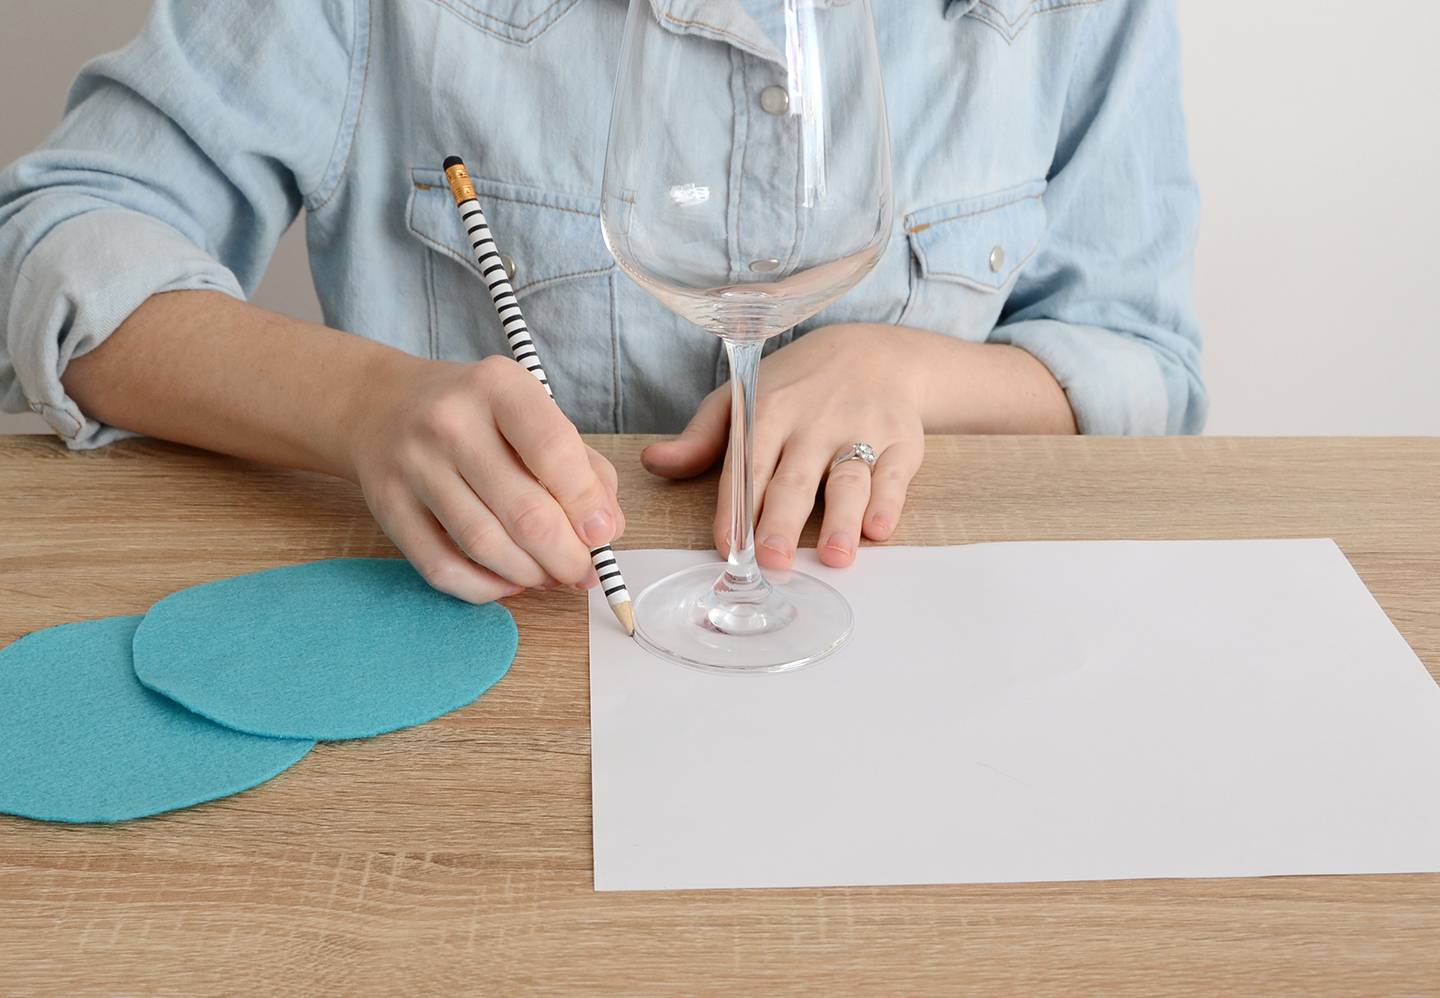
left=904, top=181, right=1047, bottom=293
left=420, top=0, right=582, bottom=44
left=408, top=168, right=615, bottom=296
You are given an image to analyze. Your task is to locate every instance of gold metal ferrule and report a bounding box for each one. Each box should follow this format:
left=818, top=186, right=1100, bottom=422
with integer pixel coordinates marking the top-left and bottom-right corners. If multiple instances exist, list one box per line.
left=444, top=162, right=477, bottom=205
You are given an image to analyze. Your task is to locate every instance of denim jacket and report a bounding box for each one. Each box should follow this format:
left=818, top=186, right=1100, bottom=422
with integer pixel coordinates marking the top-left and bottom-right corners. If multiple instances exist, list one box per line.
left=0, top=0, right=1204, bottom=447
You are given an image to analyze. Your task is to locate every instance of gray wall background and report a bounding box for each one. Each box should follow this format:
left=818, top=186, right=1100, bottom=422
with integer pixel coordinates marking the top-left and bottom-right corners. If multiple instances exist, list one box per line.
left=2, top=1, right=1437, bottom=437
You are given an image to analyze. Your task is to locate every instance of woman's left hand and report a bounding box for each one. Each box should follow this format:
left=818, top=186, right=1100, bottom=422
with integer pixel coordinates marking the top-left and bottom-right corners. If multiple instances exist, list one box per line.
left=641, top=323, right=928, bottom=569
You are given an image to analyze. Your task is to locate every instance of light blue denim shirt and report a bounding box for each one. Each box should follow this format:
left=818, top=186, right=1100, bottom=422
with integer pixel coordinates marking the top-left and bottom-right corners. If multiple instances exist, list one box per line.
left=0, top=0, right=1204, bottom=448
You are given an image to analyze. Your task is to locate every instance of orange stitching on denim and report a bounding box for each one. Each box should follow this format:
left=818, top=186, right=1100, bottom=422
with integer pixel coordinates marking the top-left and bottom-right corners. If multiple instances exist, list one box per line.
left=479, top=191, right=599, bottom=219
left=412, top=172, right=599, bottom=217
left=906, top=194, right=1043, bottom=234
left=518, top=266, right=615, bottom=295
left=922, top=242, right=1041, bottom=285
left=658, top=11, right=769, bottom=53
left=410, top=227, right=611, bottom=295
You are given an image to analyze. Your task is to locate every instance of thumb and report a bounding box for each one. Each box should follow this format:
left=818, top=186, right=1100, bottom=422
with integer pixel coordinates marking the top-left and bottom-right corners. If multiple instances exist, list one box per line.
left=642, top=387, right=730, bottom=479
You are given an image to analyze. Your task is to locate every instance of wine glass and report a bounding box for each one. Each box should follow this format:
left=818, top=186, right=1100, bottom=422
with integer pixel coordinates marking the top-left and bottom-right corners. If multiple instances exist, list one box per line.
left=601, top=0, right=893, bottom=673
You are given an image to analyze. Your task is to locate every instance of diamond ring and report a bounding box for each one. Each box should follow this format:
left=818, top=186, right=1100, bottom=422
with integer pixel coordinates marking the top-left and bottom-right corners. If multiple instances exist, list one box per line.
left=829, top=442, right=879, bottom=474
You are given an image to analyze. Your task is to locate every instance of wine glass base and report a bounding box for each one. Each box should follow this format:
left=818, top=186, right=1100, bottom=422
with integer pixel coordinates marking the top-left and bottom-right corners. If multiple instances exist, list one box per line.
left=632, top=563, right=853, bottom=674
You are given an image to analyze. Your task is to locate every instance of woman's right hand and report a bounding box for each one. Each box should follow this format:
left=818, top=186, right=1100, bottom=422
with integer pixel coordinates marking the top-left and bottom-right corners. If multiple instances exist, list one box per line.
left=344, top=353, right=624, bottom=604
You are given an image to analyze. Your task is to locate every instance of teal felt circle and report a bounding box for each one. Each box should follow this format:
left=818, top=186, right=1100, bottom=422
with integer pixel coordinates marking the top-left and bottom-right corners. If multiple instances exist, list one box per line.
left=0, top=616, right=314, bottom=824
left=132, top=559, right=519, bottom=741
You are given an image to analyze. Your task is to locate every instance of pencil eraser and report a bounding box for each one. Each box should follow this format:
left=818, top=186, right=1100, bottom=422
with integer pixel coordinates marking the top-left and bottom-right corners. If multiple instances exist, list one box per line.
left=443, top=155, right=464, bottom=170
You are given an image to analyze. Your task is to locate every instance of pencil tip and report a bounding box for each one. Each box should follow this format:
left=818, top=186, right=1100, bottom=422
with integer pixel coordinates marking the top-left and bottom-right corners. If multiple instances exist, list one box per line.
left=615, top=601, right=636, bottom=637
left=442, top=155, right=464, bottom=170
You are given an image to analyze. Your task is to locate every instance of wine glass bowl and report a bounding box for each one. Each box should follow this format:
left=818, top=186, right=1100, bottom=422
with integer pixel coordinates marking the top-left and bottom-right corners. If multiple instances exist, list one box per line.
left=601, top=0, right=893, bottom=673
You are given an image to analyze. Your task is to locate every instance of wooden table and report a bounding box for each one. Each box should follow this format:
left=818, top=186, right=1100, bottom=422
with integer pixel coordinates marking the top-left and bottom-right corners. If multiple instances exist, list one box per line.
left=2, top=435, right=1438, bottom=995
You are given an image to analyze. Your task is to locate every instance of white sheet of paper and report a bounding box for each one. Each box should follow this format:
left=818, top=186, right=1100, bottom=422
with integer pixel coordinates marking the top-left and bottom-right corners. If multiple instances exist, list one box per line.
left=588, top=540, right=1440, bottom=892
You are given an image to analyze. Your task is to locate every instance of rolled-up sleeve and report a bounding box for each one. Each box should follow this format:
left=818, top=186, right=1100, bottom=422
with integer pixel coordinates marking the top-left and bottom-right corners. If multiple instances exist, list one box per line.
left=991, top=0, right=1206, bottom=435
left=0, top=0, right=364, bottom=448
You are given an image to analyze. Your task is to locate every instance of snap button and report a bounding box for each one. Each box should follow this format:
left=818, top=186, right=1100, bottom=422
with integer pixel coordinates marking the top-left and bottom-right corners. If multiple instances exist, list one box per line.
left=988, top=245, right=1005, bottom=273
left=499, top=254, right=517, bottom=281
left=749, top=258, right=782, bottom=274
left=759, top=86, right=790, bottom=115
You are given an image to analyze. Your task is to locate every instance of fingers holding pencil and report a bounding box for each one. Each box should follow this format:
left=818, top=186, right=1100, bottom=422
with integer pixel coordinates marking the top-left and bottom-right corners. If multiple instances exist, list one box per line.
left=441, top=154, right=636, bottom=635
left=351, top=356, right=618, bottom=593
left=490, top=384, right=620, bottom=550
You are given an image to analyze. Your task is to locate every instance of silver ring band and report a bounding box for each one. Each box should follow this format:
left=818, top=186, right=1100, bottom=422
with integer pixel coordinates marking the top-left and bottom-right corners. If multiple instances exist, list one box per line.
left=830, top=442, right=879, bottom=473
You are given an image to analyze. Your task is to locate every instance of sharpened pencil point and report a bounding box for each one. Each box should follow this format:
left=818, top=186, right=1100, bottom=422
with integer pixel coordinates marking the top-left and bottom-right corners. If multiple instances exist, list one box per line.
left=615, top=601, right=635, bottom=638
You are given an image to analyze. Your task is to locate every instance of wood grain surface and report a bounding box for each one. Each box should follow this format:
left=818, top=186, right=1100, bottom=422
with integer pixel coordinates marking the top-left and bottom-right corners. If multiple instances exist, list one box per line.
left=1, top=434, right=1438, bottom=995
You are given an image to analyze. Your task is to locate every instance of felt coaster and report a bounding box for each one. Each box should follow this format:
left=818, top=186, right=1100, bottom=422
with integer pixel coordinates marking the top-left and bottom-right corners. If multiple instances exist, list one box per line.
left=132, top=558, right=519, bottom=741
left=0, top=616, right=314, bottom=824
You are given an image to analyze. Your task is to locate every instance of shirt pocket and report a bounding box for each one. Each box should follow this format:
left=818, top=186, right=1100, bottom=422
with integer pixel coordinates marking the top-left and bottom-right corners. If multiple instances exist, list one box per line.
left=418, top=0, right=582, bottom=44
left=407, top=167, right=621, bottom=431
left=951, top=0, right=1097, bottom=43
left=897, top=180, right=1048, bottom=339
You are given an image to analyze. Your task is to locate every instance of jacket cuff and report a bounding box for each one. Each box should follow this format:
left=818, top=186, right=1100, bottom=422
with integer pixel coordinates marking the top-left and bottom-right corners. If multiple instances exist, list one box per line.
left=988, top=318, right=1173, bottom=436
left=7, top=208, right=245, bottom=449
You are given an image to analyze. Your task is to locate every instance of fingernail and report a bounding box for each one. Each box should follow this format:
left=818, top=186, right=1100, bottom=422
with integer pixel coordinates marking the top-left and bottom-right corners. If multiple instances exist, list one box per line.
left=760, top=535, right=793, bottom=560
left=500, top=585, right=524, bottom=599
left=581, top=509, right=614, bottom=547
left=573, top=570, right=601, bottom=591
left=869, top=515, right=890, bottom=535
left=823, top=533, right=855, bottom=557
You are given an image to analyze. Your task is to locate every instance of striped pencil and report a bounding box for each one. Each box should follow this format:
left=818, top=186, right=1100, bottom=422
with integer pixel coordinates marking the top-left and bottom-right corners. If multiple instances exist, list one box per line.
left=442, top=155, right=634, bottom=637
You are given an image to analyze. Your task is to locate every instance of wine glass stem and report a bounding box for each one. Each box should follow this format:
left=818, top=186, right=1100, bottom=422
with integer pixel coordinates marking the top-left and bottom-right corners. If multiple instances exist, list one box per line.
left=720, top=337, right=769, bottom=601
